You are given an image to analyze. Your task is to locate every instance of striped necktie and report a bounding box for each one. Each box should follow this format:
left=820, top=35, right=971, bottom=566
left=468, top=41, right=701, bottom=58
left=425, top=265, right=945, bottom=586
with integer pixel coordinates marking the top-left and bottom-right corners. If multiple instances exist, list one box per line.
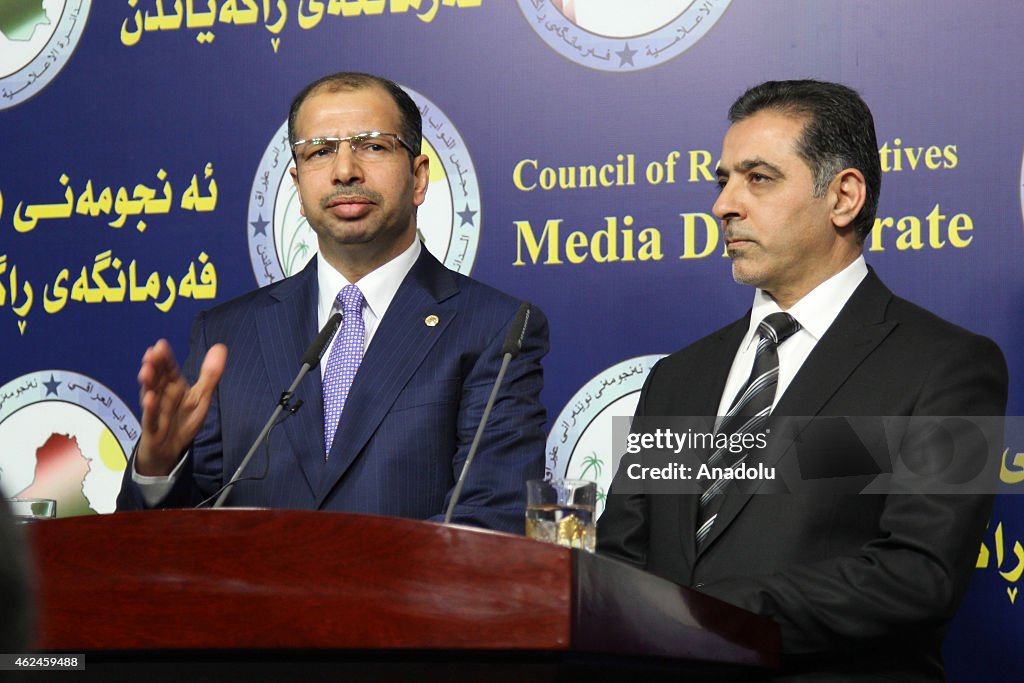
left=695, top=312, right=801, bottom=549
left=322, top=285, right=365, bottom=457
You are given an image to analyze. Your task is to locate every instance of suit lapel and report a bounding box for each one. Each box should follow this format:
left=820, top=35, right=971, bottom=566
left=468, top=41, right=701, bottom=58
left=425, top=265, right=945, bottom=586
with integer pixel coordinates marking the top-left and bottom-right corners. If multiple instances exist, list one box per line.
left=317, top=248, right=458, bottom=506
left=255, top=258, right=323, bottom=498
left=692, top=319, right=751, bottom=417
left=773, top=271, right=896, bottom=419
left=699, top=270, right=899, bottom=555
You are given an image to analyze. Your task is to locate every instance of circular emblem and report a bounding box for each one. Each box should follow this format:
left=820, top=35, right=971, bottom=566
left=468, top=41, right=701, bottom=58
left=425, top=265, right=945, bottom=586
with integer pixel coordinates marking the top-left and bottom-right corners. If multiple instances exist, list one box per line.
left=0, top=0, right=91, bottom=111
left=247, top=85, right=481, bottom=285
left=516, top=0, right=730, bottom=72
left=0, top=370, right=137, bottom=516
left=546, top=355, right=665, bottom=515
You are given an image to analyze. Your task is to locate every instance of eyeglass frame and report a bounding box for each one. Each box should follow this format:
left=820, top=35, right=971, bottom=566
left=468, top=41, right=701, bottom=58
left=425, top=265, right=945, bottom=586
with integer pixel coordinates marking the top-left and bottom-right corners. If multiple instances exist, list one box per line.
left=290, top=131, right=417, bottom=166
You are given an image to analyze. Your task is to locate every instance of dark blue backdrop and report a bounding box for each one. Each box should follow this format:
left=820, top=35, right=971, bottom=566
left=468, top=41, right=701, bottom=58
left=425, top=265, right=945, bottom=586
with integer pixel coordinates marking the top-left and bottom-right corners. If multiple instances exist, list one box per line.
left=0, top=1, right=1021, bottom=676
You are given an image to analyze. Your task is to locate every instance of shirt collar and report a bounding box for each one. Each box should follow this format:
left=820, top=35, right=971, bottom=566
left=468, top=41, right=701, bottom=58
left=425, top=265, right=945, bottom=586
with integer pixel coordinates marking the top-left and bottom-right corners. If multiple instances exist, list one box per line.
left=743, top=255, right=869, bottom=348
left=316, top=238, right=421, bottom=321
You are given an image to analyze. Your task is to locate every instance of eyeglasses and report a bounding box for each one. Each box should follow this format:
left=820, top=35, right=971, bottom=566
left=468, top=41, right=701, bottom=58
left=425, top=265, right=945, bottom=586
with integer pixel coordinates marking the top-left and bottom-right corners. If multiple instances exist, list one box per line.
left=291, top=132, right=415, bottom=168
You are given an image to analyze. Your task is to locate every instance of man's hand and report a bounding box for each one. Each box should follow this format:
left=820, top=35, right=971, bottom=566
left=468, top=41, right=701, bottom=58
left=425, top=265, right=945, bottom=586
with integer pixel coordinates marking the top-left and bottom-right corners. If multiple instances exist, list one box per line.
left=135, top=339, right=227, bottom=476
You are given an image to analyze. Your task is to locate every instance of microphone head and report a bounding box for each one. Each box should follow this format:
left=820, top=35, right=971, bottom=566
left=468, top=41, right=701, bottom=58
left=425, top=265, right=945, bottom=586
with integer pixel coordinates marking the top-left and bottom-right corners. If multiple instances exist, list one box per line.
left=501, top=302, right=531, bottom=357
left=301, top=312, right=342, bottom=369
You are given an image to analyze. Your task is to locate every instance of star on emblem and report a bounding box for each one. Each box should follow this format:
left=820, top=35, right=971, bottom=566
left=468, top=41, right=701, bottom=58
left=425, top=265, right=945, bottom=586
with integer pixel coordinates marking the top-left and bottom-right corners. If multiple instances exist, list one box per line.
left=616, top=42, right=637, bottom=67
left=250, top=214, right=269, bottom=237
left=457, top=204, right=478, bottom=227
left=43, top=374, right=61, bottom=396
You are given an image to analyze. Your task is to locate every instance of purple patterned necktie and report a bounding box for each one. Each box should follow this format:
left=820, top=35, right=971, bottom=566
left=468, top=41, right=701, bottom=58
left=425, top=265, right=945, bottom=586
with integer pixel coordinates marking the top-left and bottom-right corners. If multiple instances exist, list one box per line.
left=322, top=284, right=365, bottom=457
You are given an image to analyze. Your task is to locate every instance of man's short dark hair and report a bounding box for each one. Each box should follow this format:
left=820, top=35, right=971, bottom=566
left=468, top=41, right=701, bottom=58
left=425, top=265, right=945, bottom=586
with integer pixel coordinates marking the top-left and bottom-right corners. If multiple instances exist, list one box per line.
left=287, top=72, right=422, bottom=162
left=728, top=80, right=881, bottom=241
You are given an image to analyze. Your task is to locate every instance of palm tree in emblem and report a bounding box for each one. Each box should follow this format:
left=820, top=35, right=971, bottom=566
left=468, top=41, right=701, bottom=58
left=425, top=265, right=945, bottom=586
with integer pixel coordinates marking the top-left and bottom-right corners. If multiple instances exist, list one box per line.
left=285, top=238, right=310, bottom=275
left=579, top=451, right=603, bottom=480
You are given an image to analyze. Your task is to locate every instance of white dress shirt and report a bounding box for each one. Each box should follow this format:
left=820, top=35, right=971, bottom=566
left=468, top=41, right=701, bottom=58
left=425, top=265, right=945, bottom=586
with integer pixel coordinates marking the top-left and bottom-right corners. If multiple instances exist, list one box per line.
left=315, top=238, right=420, bottom=374
left=715, top=256, right=869, bottom=416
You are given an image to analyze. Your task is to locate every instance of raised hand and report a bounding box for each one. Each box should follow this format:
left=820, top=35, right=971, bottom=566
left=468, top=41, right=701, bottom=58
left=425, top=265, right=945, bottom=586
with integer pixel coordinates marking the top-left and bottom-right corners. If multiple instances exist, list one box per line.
left=134, top=339, right=227, bottom=476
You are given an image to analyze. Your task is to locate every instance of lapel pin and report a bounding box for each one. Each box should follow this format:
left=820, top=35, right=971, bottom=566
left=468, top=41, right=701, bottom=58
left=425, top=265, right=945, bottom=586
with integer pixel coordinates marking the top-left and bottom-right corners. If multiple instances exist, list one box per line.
left=424, top=314, right=439, bottom=327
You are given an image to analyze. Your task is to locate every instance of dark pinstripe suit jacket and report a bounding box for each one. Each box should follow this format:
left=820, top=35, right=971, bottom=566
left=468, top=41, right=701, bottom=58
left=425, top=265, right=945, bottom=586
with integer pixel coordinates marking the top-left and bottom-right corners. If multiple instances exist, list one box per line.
left=117, top=248, right=548, bottom=532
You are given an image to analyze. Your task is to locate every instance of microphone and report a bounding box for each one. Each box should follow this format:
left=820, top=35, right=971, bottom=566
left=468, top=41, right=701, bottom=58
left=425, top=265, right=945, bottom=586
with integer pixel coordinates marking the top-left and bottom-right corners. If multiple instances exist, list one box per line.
left=501, top=300, right=531, bottom=356
left=301, top=312, right=344, bottom=367
left=444, top=302, right=531, bottom=524
left=211, top=312, right=342, bottom=508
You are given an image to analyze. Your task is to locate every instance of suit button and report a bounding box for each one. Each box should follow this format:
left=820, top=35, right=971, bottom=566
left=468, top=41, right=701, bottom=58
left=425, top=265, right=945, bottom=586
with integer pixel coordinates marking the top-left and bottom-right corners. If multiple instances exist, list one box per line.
left=694, top=582, right=705, bottom=589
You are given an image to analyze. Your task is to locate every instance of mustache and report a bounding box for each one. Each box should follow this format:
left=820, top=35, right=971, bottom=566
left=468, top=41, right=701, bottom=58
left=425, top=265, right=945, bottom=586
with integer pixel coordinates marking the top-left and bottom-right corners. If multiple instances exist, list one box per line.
left=320, top=186, right=384, bottom=209
left=723, top=224, right=755, bottom=243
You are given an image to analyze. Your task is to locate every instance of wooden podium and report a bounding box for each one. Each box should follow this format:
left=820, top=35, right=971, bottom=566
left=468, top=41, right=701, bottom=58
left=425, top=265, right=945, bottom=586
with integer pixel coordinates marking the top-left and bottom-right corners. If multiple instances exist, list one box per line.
left=26, top=510, right=778, bottom=681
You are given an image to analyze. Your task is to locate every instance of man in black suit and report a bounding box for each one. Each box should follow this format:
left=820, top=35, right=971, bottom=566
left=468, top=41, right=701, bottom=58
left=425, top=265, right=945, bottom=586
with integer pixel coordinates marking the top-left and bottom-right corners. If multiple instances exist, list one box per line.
left=598, top=80, right=1007, bottom=680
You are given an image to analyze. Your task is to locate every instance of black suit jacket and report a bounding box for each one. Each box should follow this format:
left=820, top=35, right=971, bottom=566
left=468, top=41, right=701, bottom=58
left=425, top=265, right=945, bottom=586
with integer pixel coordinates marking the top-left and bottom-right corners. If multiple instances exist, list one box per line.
left=598, top=270, right=1008, bottom=680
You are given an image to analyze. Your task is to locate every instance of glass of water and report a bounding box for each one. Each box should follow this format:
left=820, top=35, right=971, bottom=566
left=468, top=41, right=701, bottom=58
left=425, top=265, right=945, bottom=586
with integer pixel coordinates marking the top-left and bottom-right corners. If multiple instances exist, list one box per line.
left=6, top=498, right=57, bottom=523
left=525, top=479, right=596, bottom=552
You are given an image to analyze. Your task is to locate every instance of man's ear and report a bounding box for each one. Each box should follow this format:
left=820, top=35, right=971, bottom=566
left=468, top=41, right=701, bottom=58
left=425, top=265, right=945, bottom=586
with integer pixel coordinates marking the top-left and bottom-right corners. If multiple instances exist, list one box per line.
left=411, top=154, right=430, bottom=207
left=830, top=168, right=866, bottom=229
left=289, top=167, right=306, bottom=217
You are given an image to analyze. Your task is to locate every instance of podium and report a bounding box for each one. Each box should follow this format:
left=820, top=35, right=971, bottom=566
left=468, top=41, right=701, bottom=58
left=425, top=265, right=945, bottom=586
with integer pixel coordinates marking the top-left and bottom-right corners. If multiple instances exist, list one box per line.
left=26, top=510, right=778, bottom=681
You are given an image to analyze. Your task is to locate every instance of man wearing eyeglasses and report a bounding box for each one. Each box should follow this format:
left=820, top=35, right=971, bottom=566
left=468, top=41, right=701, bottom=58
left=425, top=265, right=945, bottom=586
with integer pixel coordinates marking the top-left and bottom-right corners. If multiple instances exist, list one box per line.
left=116, top=73, right=547, bottom=531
